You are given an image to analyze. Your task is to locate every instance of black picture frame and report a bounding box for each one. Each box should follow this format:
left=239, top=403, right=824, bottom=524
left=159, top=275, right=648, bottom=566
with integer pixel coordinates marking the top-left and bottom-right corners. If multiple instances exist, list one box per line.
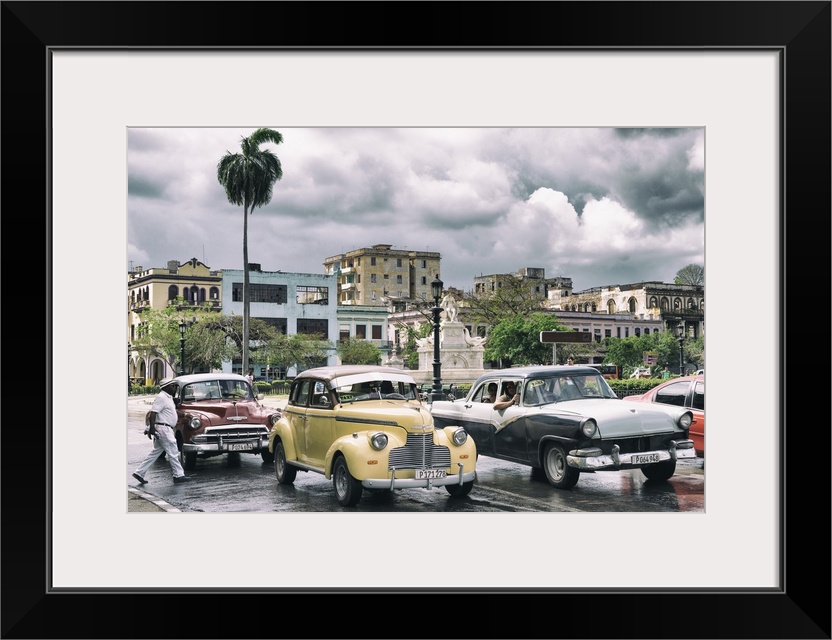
left=2, top=2, right=829, bottom=638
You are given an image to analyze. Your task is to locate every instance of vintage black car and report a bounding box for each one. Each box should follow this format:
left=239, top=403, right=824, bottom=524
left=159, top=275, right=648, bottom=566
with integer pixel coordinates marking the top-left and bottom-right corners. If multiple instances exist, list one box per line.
left=429, top=365, right=695, bottom=489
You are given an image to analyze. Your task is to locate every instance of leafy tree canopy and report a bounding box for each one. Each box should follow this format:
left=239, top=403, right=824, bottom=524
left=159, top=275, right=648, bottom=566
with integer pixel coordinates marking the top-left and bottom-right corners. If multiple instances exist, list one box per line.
left=674, top=263, right=704, bottom=286
left=337, top=337, right=382, bottom=365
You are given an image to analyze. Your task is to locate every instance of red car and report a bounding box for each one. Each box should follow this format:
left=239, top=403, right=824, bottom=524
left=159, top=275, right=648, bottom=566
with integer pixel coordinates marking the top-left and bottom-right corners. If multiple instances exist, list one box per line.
left=624, top=374, right=704, bottom=457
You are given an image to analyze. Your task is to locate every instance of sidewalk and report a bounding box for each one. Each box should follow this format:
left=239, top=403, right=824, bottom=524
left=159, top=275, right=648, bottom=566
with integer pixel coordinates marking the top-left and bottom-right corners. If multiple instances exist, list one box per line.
left=127, top=393, right=288, bottom=512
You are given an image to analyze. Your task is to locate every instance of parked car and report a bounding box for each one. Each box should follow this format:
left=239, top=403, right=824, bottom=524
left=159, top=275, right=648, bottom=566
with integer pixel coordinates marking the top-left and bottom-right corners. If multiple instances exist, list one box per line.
left=624, top=374, right=704, bottom=457
left=429, top=365, right=695, bottom=489
left=629, top=367, right=653, bottom=379
left=267, top=365, right=478, bottom=506
left=153, top=373, right=282, bottom=471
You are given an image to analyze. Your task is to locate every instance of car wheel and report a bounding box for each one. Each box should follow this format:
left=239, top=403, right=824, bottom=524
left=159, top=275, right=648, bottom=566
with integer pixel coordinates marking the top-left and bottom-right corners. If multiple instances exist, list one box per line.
left=332, top=456, right=363, bottom=507
left=180, top=449, right=197, bottom=471
left=274, top=440, right=297, bottom=484
left=445, top=480, right=474, bottom=497
left=542, top=443, right=580, bottom=489
left=641, top=459, right=676, bottom=481
left=261, top=449, right=274, bottom=464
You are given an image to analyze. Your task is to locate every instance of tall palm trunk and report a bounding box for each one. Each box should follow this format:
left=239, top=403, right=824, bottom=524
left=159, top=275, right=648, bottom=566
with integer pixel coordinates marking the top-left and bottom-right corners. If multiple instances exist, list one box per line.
left=242, top=199, right=250, bottom=375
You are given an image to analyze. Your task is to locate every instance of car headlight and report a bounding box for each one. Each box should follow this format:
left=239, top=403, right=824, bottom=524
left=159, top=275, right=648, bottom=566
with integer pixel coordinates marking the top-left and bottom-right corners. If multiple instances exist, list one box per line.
left=188, top=416, right=202, bottom=430
left=269, top=412, right=281, bottom=427
left=451, top=427, right=468, bottom=446
left=370, top=432, right=388, bottom=450
left=580, top=418, right=597, bottom=438
left=678, top=411, right=692, bottom=429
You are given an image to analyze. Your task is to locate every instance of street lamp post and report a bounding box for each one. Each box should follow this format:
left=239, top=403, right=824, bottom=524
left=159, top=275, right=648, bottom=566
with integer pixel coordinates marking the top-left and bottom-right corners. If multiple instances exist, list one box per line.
left=179, top=320, right=186, bottom=376
left=430, top=276, right=444, bottom=404
left=675, top=322, right=686, bottom=376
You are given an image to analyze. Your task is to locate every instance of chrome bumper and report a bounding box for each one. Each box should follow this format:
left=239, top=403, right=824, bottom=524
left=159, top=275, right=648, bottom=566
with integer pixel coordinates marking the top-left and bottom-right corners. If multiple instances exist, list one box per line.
left=183, top=434, right=269, bottom=455
left=363, top=464, right=477, bottom=490
left=567, top=439, right=697, bottom=471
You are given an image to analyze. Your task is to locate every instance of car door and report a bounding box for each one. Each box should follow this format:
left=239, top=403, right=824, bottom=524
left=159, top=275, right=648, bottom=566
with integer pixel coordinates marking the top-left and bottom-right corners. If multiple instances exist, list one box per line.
left=453, top=380, right=502, bottom=456
left=490, top=381, right=530, bottom=462
left=286, top=378, right=312, bottom=463
left=302, top=379, right=336, bottom=469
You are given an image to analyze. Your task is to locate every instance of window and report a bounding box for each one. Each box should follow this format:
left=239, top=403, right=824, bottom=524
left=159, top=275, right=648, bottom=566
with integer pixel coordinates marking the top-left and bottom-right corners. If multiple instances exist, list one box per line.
left=355, top=324, right=366, bottom=338
left=371, top=325, right=382, bottom=339
left=396, top=275, right=403, bottom=284
left=655, top=381, right=691, bottom=407
left=383, top=274, right=389, bottom=280
left=421, top=260, right=427, bottom=268
left=396, top=258, right=402, bottom=267
left=421, top=276, right=427, bottom=285
left=259, top=317, right=288, bottom=334
left=232, top=283, right=287, bottom=303
left=371, top=257, right=376, bottom=266
left=297, top=318, right=328, bottom=338
left=692, top=382, right=705, bottom=410
left=370, top=274, right=377, bottom=283
left=296, top=285, right=329, bottom=305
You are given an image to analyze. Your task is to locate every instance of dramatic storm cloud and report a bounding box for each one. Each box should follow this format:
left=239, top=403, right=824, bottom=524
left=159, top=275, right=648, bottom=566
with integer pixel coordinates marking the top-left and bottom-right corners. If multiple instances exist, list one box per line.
left=128, top=127, right=704, bottom=291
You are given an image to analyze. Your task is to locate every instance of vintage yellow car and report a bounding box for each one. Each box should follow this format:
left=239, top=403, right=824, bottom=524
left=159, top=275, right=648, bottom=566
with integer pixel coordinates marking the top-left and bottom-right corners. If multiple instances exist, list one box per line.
left=267, top=365, right=477, bottom=506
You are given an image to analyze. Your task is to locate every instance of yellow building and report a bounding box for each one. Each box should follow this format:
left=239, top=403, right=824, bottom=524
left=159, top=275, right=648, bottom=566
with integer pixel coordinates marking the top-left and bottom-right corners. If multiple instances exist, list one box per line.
left=322, top=244, right=441, bottom=309
left=128, top=258, right=222, bottom=384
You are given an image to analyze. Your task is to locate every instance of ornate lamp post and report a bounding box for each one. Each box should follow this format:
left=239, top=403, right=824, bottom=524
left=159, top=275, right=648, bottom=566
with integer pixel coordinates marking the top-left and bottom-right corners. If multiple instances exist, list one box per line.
left=675, top=321, right=686, bottom=376
left=179, top=320, right=187, bottom=376
left=430, top=275, right=444, bottom=404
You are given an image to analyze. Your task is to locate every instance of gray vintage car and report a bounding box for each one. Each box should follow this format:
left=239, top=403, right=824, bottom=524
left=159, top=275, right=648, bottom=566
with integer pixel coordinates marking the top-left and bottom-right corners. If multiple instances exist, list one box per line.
left=429, top=365, right=695, bottom=489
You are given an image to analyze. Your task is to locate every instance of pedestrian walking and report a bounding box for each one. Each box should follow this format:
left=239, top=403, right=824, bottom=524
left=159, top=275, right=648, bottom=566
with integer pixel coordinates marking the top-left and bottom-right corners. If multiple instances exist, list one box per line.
left=246, top=368, right=255, bottom=386
left=661, top=366, right=671, bottom=380
left=132, top=378, right=190, bottom=485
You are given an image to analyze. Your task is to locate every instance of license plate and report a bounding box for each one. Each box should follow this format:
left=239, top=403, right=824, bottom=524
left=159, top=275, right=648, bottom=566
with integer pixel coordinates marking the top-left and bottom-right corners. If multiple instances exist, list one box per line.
left=632, top=453, right=660, bottom=464
left=415, top=469, right=447, bottom=480
left=228, top=442, right=255, bottom=452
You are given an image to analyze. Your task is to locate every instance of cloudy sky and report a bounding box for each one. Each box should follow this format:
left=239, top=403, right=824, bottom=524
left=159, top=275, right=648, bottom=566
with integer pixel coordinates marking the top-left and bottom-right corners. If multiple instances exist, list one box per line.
left=128, top=127, right=704, bottom=292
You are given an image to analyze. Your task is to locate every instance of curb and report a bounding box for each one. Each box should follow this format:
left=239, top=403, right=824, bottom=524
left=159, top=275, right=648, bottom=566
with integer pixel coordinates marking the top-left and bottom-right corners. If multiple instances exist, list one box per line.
left=127, top=486, right=182, bottom=512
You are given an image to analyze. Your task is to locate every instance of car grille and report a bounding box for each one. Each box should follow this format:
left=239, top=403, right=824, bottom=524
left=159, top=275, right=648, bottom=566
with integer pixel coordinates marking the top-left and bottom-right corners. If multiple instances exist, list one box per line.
left=388, top=433, right=451, bottom=470
left=606, top=435, right=672, bottom=454
left=193, top=426, right=268, bottom=444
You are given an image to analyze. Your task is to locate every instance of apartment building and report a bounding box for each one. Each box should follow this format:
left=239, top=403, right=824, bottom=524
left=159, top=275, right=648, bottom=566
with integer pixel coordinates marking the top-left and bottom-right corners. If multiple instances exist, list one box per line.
left=322, top=244, right=441, bottom=309
left=127, top=257, right=222, bottom=383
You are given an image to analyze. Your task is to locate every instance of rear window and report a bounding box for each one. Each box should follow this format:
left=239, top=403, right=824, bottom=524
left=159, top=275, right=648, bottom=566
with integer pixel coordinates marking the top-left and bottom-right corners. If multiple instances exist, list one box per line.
left=654, top=380, right=691, bottom=407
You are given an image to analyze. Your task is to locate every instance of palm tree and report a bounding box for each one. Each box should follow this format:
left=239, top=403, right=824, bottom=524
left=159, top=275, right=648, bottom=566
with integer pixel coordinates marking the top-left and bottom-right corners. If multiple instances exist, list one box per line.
left=217, top=128, right=284, bottom=375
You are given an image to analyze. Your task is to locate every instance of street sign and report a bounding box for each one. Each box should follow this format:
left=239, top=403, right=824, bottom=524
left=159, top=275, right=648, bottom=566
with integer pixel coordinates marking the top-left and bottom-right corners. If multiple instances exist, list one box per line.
left=643, top=351, right=658, bottom=365
left=539, top=331, right=593, bottom=344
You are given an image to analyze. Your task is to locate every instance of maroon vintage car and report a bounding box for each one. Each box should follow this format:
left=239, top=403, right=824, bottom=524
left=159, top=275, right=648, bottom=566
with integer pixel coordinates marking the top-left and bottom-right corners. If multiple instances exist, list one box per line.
left=149, top=373, right=282, bottom=470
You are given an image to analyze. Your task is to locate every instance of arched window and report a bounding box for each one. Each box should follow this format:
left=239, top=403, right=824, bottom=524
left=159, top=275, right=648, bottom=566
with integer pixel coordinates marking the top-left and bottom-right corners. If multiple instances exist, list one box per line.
left=591, top=302, right=597, bottom=312
left=607, top=299, right=616, bottom=314
left=674, top=297, right=681, bottom=309
left=661, top=297, right=669, bottom=311
left=699, top=298, right=704, bottom=313
left=168, top=285, right=179, bottom=300
left=649, top=296, right=658, bottom=308
left=634, top=328, right=641, bottom=337
left=628, top=297, right=637, bottom=313
left=687, top=297, right=696, bottom=309
left=210, top=287, right=220, bottom=300
left=583, top=303, right=590, bottom=312
left=189, top=285, right=200, bottom=302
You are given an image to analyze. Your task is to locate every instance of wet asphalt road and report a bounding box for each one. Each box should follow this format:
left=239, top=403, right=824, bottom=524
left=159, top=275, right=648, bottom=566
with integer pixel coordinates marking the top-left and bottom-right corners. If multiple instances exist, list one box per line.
left=127, top=394, right=704, bottom=514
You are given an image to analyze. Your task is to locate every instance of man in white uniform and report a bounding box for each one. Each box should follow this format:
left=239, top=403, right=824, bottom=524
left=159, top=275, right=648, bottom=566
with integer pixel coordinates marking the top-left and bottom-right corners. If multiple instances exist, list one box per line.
left=132, top=379, right=190, bottom=484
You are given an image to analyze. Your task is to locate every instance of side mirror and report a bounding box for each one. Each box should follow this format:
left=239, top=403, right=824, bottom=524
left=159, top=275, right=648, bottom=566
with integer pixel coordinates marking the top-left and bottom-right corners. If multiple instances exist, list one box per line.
left=257, top=393, right=265, bottom=401
left=318, top=395, right=330, bottom=407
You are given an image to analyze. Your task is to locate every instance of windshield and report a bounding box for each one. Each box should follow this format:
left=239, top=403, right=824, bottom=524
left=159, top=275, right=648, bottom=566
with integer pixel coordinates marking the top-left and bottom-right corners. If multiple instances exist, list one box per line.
left=181, top=379, right=253, bottom=402
left=523, top=373, right=616, bottom=406
left=335, top=379, right=419, bottom=402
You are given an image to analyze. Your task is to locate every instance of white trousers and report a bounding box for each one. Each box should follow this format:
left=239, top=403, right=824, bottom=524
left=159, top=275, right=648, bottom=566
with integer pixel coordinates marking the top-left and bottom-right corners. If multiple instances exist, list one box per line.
left=135, top=424, right=185, bottom=479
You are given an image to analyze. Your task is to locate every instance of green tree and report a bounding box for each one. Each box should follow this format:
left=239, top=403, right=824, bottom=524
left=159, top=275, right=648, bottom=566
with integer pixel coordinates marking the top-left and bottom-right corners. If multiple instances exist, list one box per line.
left=217, top=128, right=284, bottom=375
left=131, top=298, right=231, bottom=374
left=484, top=313, right=571, bottom=366
left=461, top=274, right=549, bottom=326
left=257, top=332, right=333, bottom=374
left=674, top=263, right=704, bottom=286
left=337, top=337, right=382, bottom=365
